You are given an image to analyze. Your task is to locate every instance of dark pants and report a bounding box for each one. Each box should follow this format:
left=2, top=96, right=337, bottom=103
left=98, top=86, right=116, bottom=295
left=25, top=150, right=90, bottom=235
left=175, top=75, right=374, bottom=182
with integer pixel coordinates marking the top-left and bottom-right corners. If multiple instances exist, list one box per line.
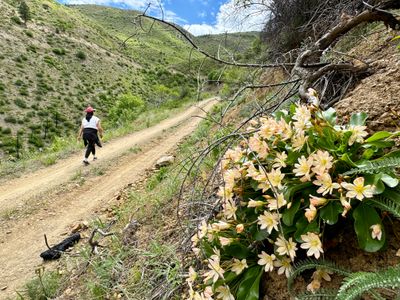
left=83, top=128, right=102, bottom=159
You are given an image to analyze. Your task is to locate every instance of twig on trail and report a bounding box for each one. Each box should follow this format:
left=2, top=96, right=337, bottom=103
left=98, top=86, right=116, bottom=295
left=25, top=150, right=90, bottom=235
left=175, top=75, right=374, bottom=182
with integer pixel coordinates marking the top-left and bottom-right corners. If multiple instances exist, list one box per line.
left=72, top=220, right=117, bottom=280
left=88, top=223, right=116, bottom=254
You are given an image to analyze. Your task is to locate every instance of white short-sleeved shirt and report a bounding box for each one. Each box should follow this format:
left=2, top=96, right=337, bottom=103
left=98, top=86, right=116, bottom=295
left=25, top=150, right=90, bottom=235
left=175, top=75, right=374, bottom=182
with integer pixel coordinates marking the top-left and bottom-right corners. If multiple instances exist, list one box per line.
left=82, top=116, right=100, bottom=130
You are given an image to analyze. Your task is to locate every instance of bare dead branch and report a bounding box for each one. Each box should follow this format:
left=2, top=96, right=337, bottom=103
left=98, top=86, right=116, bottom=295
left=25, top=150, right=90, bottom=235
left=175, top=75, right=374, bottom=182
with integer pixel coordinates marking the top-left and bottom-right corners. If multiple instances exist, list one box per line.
left=88, top=221, right=116, bottom=254
left=316, top=7, right=400, bottom=51
left=222, top=78, right=300, bottom=116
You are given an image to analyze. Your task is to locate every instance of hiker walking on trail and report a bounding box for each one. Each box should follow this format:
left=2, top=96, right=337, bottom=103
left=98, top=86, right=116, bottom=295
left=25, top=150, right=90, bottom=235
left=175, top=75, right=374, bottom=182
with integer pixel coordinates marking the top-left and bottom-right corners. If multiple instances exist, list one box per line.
left=77, top=106, right=104, bottom=165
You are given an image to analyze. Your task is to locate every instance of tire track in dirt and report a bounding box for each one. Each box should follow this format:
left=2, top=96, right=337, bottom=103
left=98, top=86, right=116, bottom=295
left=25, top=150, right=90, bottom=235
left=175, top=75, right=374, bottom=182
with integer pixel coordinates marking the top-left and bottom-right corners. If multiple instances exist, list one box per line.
left=0, top=98, right=218, bottom=299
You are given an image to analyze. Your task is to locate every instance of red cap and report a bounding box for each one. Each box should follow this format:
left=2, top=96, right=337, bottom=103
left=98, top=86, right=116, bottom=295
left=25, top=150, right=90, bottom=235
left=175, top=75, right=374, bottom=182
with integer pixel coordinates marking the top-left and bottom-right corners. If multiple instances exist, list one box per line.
left=85, top=106, right=95, bottom=113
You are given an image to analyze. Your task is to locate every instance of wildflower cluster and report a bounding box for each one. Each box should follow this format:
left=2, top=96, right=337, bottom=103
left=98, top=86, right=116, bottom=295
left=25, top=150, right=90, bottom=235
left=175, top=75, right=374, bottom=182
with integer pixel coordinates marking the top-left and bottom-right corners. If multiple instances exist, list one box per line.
left=187, top=101, right=399, bottom=300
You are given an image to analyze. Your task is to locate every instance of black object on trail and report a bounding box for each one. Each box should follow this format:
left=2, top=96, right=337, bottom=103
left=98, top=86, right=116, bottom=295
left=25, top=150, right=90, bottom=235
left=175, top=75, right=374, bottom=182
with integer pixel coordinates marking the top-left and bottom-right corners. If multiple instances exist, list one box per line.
left=40, top=233, right=81, bottom=260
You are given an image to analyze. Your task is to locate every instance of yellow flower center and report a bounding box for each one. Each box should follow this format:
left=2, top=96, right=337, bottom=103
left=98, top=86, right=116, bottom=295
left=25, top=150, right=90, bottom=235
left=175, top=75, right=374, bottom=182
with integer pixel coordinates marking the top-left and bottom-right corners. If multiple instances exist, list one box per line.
left=354, top=185, right=365, bottom=194
left=310, top=239, right=320, bottom=248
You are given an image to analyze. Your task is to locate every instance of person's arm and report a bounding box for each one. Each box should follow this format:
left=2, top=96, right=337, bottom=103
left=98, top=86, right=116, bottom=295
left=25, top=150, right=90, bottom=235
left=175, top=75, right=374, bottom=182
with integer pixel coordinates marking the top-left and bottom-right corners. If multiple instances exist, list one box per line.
left=97, top=120, right=104, bottom=138
left=77, top=124, right=83, bottom=140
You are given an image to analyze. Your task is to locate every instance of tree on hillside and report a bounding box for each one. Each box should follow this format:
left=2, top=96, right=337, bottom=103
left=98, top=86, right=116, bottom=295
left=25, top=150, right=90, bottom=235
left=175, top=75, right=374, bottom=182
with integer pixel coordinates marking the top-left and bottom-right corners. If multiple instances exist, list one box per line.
left=19, top=0, right=30, bottom=26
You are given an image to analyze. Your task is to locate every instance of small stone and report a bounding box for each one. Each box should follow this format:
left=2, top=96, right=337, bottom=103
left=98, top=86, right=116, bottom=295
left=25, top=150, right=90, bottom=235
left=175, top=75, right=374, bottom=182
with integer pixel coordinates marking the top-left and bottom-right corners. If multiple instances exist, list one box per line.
left=6, top=231, right=11, bottom=234
left=155, top=155, right=175, bottom=168
left=396, top=249, right=400, bottom=257
left=1, top=286, right=7, bottom=291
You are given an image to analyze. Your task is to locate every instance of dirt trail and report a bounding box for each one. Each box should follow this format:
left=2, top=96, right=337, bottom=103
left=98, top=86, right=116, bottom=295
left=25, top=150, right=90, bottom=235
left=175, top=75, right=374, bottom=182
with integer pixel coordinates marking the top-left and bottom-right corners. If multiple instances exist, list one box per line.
left=0, top=98, right=218, bottom=299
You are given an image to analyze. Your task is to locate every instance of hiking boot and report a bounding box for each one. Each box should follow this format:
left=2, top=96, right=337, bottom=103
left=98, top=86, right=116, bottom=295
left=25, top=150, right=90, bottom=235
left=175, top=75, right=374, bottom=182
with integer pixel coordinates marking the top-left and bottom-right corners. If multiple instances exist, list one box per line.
left=93, top=156, right=98, bottom=161
left=83, top=160, right=90, bottom=165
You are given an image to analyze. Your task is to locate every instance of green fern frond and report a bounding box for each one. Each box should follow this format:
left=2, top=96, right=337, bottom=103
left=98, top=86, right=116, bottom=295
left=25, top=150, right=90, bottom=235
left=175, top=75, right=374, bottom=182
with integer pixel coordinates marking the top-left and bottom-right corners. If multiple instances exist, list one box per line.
left=337, top=271, right=370, bottom=296
left=367, top=197, right=400, bottom=218
left=343, top=157, right=400, bottom=176
left=336, top=265, right=400, bottom=300
left=295, top=289, right=337, bottom=300
left=288, top=259, right=350, bottom=296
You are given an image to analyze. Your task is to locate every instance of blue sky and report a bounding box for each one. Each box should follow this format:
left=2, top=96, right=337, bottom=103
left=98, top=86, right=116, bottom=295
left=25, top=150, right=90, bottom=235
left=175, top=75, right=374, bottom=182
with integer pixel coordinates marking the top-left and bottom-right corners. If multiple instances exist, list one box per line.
left=57, top=0, right=269, bottom=36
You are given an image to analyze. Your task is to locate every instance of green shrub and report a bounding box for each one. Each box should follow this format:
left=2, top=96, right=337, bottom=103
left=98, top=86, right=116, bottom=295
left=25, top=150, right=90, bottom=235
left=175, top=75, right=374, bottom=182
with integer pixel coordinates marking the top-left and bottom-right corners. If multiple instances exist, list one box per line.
left=76, top=50, right=86, bottom=60
left=2, top=127, right=12, bottom=134
left=37, top=110, right=49, bottom=117
left=4, top=116, right=17, bottom=123
left=14, top=55, right=28, bottom=63
left=28, top=134, right=44, bottom=147
left=109, top=93, right=145, bottom=124
left=43, top=56, right=56, bottom=67
left=15, top=79, right=24, bottom=86
left=52, top=48, right=66, bottom=56
left=11, top=16, right=22, bottom=25
left=15, top=98, right=27, bottom=108
left=24, top=30, right=33, bottom=37
left=0, top=82, right=5, bottom=91
left=27, top=45, right=37, bottom=53
left=19, top=87, right=29, bottom=96
left=19, top=0, right=30, bottom=25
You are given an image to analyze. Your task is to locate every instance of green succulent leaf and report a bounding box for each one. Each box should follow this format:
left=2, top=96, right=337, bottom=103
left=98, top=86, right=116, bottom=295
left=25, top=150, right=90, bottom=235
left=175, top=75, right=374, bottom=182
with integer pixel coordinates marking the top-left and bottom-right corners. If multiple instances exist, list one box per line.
left=283, top=197, right=301, bottom=226
left=353, top=204, right=385, bottom=252
left=364, top=174, right=385, bottom=195
left=317, top=127, right=336, bottom=150
left=339, top=153, right=358, bottom=168
left=363, top=140, right=395, bottom=150
left=321, top=107, right=337, bottom=126
left=350, top=112, right=368, bottom=126
left=381, top=174, right=399, bottom=188
left=294, top=217, right=319, bottom=242
left=365, top=131, right=392, bottom=143
left=236, top=266, right=263, bottom=300
left=361, top=148, right=375, bottom=160
left=224, top=242, right=252, bottom=259
left=254, top=229, right=270, bottom=241
left=320, top=201, right=343, bottom=225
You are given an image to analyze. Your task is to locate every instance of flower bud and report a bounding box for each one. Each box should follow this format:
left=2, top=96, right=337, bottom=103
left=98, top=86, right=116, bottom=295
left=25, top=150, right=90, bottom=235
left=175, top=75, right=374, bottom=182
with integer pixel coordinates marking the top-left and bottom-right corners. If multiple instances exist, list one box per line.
left=305, top=204, right=317, bottom=222
left=307, top=279, right=321, bottom=292
left=247, top=200, right=266, bottom=208
left=310, top=195, right=327, bottom=207
left=340, top=194, right=351, bottom=217
left=236, top=224, right=244, bottom=233
left=219, top=237, right=233, bottom=246
left=370, top=224, right=382, bottom=240
left=211, top=221, right=231, bottom=231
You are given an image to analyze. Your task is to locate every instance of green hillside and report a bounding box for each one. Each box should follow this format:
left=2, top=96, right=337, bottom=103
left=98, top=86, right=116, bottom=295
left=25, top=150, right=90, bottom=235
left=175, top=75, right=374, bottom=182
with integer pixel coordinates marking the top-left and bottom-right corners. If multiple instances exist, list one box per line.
left=195, top=31, right=263, bottom=62
left=0, top=1, right=260, bottom=159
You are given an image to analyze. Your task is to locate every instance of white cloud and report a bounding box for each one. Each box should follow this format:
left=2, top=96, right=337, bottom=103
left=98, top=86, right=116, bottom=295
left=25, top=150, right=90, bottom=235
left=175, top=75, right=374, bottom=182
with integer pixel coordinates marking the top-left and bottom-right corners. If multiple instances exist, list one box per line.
left=184, top=0, right=270, bottom=36
left=198, top=11, right=207, bottom=18
left=183, top=23, right=217, bottom=36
